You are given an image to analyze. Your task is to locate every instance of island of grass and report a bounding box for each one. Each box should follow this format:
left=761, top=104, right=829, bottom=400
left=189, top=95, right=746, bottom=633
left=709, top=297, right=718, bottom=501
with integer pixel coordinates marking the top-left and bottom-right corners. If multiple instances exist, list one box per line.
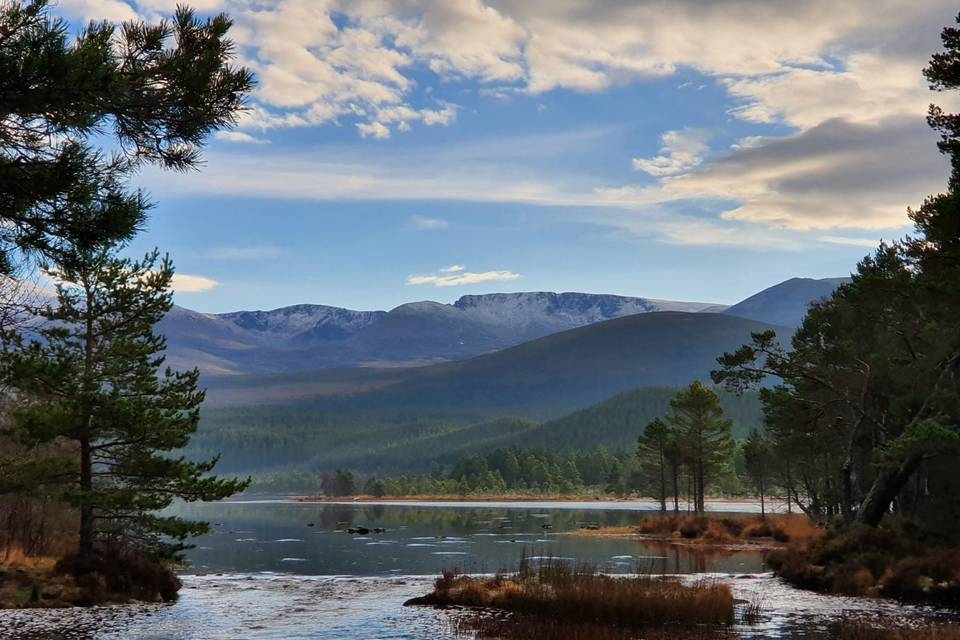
left=574, top=513, right=823, bottom=549
left=767, top=523, right=960, bottom=606
left=405, top=558, right=739, bottom=640
left=406, top=557, right=960, bottom=640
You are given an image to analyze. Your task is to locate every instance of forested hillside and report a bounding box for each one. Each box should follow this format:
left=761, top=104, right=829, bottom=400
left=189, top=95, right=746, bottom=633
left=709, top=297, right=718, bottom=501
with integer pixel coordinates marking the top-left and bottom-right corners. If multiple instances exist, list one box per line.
left=186, top=386, right=763, bottom=479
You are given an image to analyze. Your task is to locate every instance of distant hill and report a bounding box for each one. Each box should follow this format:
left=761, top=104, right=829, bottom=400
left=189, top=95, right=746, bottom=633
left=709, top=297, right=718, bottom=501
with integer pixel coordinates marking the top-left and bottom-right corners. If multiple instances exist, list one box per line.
left=159, top=291, right=727, bottom=374
left=353, top=311, right=789, bottom=415
left=522, top=386, right=763, bottom=451
left=191, top=387, right=764, bottom=476
left=204, top=311, right=790, bottom=416
left=723, top=277, right=849, bottom=327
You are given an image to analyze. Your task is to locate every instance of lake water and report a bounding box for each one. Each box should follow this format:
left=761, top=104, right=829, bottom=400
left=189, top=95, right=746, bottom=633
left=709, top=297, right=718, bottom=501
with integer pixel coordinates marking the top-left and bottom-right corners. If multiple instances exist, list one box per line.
left=1, top=500, right=957, bottom=639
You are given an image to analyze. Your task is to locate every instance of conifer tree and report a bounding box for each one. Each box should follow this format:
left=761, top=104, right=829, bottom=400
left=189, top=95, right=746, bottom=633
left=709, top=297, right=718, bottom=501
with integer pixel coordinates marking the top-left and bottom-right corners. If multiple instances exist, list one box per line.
left=637, top=418, right=671, bottom=511
left=715, top=13, right=960, bottom=528
left=3, top=244, right=248, bottom=560
left=666, top=382, right=734, bottom=513
left=0, top=0, right=253, bottom=274
left=743, top=429, right=771, bottom=518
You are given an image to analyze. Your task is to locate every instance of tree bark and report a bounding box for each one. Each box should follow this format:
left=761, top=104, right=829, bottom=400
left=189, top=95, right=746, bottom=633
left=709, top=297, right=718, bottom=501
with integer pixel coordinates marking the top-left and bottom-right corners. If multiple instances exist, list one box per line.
left=78, top=277, right=96, bottom=560
left=759, top=479, right=765, bottom=519
left=856, top=454, right=923, bottom=527
left=78, top=437, right=93, bottom=558
left=658, top=445, right=666, bottom=512
left=671, top=463, right=679, bottom=513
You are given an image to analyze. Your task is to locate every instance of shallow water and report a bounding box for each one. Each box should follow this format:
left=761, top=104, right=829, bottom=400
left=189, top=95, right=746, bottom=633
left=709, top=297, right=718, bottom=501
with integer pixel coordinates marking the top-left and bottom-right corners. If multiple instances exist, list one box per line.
left=1, top=500, right=957, bottom=639
left=177, top=500, right=767, bottom=575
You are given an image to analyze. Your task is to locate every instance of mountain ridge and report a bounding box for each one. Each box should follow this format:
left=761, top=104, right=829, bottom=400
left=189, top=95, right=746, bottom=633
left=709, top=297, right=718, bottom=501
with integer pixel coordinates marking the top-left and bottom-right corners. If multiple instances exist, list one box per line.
left=159, top=290, right=729, bottom=374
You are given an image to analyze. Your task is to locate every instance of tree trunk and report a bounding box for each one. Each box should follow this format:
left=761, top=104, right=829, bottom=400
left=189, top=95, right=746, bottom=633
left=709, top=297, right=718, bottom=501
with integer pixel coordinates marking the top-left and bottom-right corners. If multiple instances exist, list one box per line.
left=759, top=479, right=765, bottom=519
left=671, top=463, right=679, bottom=513
left=658, top=446, right=666, bottom=513
left=696, top=459, right=706, bottom=514
left=856, top=454, right=923, bottom=527
left=79, top=279, right=96, bottom=560
left=785, top=459, right=793, bottom=514
left=79, top=436, right=93, bottom=559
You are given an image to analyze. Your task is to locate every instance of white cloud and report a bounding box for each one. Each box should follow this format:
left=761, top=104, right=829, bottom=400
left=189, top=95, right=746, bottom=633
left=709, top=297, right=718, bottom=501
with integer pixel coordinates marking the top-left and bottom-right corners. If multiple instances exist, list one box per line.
left=357, top=121, right=391, bottom=139
left=818, top=235, right=882, bottom=248
left=406, top=266, right=520, bottom=287
left=411, top=215, right=449, bottom=230
left=50, top=1, right=960, bottom=147
left=171, top=274, right=219, bottom=293
left=214, top=130, right=270, bottom=145
left=633, top=129, right=711, bottom=177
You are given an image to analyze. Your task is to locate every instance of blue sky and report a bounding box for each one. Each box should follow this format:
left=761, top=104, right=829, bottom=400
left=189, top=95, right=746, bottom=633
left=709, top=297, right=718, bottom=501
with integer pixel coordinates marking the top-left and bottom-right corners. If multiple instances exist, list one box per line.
left=60, top=0, right=960, bottom=312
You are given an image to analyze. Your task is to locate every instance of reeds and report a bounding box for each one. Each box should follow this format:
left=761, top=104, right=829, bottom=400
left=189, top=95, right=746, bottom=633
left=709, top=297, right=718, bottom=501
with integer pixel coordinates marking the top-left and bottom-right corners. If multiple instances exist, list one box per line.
left=618, top=513, right=821, bottom=545
left=413, top=557, right=736, bottom=638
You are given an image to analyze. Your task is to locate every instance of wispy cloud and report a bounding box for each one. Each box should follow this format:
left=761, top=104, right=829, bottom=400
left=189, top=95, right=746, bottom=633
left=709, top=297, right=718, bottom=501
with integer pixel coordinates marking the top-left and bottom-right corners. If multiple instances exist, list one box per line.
left=406, top=266, right=520, bottom=287
left=818, top=235, right=882, bottom=248
left=205, top=246, right=282, bottom=260
left=412, top=215, right=449, bottom=230
left=215, top=130, right=271, bottom=145
left=171, top=274, right=219, bottom=293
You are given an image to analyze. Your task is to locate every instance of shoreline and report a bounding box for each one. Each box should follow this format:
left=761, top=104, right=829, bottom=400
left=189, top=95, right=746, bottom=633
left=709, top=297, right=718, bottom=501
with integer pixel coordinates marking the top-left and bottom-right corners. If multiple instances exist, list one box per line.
left=292, top=494, right=789, bottom=508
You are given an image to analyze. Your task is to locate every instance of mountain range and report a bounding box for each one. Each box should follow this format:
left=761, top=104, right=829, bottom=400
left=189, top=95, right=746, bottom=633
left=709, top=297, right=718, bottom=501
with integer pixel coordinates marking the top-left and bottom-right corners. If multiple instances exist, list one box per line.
left=203, top=311, right=791, bottom=415
left=160, top=278, right=846, bottom=376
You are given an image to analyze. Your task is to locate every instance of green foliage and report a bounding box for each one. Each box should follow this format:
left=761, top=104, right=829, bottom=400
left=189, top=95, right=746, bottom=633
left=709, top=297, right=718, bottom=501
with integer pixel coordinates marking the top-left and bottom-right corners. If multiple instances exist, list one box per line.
left=187, top=386, right=764, bottom=477
left=2, top=246, right=248, bottom=558
left=0, top=0, right=253, bottom=275
left=665, top=382, right=735, bottom=513
left=714, top=15, right=960, bottom=531
left=743, top=428, right=771, bottom=516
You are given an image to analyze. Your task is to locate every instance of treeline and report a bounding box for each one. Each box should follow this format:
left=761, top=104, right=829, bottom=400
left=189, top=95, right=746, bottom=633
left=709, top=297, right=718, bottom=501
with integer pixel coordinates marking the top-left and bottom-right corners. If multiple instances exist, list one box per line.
left=250, top=448, right=631, bottom=496
left=709, top=24, right=960, bottom=537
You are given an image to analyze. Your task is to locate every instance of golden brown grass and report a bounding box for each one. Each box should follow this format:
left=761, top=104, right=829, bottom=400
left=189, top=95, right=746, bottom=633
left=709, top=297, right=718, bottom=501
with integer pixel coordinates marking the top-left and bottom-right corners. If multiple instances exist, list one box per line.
left=408, top=558, right=735, bottom=638
left=0, top=547, right=58, bottom=571
left=768, top=525, right=960, bottom=605
left=0, top=547, right=181, bottom=608
left=454, top=615, right=737, bottom=640
left=579, top=513, right=822, bottom=548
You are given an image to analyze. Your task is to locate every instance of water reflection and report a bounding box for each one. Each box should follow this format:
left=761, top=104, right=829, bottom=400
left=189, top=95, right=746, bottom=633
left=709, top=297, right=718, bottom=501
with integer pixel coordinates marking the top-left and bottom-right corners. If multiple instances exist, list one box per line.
left=173, top=500, right=767, bottom=576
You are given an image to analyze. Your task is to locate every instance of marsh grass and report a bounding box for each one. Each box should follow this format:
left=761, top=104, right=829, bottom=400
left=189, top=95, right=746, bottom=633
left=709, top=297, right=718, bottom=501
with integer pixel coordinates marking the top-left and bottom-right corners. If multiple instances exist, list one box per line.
left=454, top=615, right=737, bottom=640
left=411, top=556, right=735, bottom=638
left=768, top=525, right=960, bottom=605
left=739, top=588, right=767, bottom=624
left=625, top=513, right=821, bottom=546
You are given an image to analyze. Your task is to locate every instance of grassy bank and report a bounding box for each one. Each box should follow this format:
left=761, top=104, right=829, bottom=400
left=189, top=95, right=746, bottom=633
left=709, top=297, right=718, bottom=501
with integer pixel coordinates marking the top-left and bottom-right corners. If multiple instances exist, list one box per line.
left=767, top=524, right=960, bottom=606
left=0, top=547, right=180, bottom=608
left=407, top=558, right=736, bottom=639
left=577, top=513, right=822, bottom=548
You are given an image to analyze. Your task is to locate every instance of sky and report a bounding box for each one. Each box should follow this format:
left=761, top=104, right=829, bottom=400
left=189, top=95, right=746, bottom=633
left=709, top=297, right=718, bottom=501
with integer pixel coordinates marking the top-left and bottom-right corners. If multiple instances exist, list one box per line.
left=55, top=0, right=960, bottom=313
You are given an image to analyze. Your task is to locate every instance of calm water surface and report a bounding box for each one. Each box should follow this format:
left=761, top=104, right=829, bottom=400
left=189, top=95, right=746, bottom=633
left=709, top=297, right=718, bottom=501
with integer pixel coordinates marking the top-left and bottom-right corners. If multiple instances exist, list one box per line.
left=1, top=500, right=956, bottom=639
